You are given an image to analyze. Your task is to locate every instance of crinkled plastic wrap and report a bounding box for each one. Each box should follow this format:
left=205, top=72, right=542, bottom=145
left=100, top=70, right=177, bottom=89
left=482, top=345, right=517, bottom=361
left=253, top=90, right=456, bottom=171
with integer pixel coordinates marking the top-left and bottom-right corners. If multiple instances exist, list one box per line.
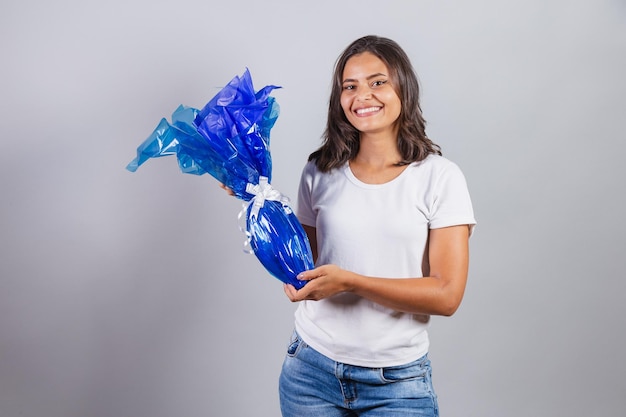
left=127, top=69, right=313, bottom=289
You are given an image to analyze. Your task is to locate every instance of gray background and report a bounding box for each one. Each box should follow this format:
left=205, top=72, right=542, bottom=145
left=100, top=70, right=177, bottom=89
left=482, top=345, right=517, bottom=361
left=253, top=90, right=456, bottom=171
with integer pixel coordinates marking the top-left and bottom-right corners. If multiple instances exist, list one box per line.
left=1, top=0, right=625, bottom=416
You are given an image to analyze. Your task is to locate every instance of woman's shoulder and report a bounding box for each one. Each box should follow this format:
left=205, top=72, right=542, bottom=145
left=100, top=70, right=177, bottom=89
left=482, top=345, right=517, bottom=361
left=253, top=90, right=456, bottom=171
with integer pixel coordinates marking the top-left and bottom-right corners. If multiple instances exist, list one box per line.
left=403, top=154, right=470, bottom=189
left=302, top=159, right=348, bottom=177
left=412, top=153, right=463, bottom=173
left=301, top=159, right=320, bottom=178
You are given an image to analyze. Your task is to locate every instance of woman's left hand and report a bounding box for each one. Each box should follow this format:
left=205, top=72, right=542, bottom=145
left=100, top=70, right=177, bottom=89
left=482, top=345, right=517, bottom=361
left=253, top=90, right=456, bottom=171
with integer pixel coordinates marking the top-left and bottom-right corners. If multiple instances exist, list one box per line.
left=283, top=265, right=354, bottom=302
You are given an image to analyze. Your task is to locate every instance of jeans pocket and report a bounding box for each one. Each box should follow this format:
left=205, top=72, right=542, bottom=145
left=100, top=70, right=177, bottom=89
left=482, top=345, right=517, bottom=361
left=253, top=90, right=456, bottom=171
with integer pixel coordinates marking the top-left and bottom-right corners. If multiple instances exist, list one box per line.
left=286, top=331, right=304, bottom=357
left=380, top=355, right=429, bottom=383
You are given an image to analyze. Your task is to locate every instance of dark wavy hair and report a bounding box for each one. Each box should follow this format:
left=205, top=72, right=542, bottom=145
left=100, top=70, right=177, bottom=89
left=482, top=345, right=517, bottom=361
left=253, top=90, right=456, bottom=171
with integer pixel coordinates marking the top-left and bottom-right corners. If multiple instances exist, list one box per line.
left=309, top=35, right=442, bottom=172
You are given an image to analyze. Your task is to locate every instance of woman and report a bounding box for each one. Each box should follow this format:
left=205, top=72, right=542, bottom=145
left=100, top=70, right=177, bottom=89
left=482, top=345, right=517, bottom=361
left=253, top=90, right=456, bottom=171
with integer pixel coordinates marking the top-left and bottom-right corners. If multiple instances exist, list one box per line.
left=278, top=35, right=476, bottom=417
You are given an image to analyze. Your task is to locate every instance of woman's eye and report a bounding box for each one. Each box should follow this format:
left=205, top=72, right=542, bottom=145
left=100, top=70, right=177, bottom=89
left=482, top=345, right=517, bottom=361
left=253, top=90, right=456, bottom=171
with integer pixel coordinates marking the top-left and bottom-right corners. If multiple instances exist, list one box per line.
left=372, top=80, right=387, bottom=87
left=343, top=84, right=355, bottom=91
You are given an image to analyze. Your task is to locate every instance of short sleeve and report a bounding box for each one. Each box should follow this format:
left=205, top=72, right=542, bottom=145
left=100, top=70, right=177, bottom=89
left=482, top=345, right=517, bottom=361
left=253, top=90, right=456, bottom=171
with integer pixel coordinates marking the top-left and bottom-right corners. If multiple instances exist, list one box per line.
left=296, top=161, right=317, bottom=227
left=429, top=161, right=476, bottom=235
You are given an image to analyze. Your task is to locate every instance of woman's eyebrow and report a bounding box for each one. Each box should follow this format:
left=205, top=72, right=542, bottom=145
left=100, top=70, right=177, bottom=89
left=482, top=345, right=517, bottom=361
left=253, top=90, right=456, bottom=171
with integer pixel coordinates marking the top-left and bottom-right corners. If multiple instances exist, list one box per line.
left=342, top=73, right=388, bottom=84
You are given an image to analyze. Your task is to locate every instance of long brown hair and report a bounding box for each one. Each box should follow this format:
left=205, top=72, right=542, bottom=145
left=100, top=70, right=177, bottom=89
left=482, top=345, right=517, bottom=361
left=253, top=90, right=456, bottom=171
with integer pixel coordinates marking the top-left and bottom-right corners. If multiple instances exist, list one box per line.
left=309, top=35, right=441, bottom=172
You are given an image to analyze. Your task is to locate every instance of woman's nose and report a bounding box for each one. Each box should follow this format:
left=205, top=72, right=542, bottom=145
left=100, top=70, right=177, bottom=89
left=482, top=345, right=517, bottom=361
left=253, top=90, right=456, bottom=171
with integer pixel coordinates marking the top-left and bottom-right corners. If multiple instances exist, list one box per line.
left=357, top=89, right=372, bottom=101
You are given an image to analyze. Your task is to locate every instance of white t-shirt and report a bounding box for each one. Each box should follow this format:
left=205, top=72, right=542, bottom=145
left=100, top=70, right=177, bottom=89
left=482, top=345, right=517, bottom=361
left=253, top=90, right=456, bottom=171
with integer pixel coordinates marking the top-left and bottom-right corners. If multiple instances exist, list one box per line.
left=295, top=154, right=476, bottom=367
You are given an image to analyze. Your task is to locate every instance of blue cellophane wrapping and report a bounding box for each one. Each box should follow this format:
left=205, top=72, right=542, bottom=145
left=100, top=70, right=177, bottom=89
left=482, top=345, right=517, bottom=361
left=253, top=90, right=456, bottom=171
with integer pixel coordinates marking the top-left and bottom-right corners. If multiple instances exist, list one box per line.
left=127, top=69, right=313, bottom=289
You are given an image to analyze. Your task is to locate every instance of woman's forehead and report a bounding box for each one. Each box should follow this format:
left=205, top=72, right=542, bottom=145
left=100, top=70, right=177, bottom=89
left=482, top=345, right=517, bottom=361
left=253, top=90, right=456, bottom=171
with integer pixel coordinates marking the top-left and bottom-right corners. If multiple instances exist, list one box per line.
left=342, top=52, right=390, bottom=78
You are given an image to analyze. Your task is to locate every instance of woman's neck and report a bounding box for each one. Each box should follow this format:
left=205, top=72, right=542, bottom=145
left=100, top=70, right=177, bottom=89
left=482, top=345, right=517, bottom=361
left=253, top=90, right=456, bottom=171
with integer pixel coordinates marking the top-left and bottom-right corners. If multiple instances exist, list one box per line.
left=354, top=132, right=401, bottom=168
left=350, top=132, right=406, bottom=184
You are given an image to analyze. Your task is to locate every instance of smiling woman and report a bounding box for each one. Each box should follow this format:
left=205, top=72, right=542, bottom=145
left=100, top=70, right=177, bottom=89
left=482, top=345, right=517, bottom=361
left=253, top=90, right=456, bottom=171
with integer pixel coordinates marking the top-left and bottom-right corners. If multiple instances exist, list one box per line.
left=3, top=1, right=626, bottom=417
left=277, top=35, right=476, bottom=417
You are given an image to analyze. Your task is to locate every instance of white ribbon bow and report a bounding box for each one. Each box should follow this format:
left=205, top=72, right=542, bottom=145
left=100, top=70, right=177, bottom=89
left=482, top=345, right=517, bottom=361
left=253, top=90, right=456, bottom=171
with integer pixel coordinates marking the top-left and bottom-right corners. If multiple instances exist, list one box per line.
left=238, top=176, right=291, bottom=254
left=244, top=176, right=290, bottom=219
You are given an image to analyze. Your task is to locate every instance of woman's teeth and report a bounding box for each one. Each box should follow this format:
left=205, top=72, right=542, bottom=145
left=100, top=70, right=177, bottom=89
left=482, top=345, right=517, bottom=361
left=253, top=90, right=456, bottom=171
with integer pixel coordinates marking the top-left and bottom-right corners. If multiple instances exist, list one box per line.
left=356, top=106, right=381, bottom=115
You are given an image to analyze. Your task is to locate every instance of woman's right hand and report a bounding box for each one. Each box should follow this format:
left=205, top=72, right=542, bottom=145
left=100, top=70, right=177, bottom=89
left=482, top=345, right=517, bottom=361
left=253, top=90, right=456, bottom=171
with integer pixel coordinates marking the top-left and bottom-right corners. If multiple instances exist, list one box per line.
left=219, top=182, right=235, bottom=196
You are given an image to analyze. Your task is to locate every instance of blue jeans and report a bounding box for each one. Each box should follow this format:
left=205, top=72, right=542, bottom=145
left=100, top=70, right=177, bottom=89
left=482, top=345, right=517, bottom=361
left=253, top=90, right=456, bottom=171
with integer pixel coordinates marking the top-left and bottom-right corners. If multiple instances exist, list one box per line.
left=279, top=331, right=439, bottom=417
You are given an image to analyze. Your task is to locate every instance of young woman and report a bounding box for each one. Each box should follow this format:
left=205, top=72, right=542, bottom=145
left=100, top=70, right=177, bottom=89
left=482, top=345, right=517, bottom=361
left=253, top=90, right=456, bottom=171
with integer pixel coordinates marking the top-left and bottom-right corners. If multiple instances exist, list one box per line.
left=278, top=35, right=476, bottom=417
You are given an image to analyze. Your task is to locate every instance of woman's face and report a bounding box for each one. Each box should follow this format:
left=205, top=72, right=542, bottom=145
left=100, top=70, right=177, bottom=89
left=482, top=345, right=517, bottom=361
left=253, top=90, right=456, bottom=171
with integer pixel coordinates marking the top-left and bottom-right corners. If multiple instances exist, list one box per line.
left=340, top=52, right=402, bottom=138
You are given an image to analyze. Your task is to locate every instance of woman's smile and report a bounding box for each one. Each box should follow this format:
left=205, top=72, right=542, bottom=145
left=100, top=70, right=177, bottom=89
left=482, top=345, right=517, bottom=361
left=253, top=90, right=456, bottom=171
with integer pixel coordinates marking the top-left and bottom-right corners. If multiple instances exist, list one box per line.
left=354, top=106, right=382, bottom=116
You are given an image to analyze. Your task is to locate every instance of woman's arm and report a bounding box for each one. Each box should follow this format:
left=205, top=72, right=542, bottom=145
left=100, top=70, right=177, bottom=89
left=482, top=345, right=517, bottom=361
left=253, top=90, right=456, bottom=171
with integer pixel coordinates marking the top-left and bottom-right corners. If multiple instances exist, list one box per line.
left=284, top=224, right=471, bottom=316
